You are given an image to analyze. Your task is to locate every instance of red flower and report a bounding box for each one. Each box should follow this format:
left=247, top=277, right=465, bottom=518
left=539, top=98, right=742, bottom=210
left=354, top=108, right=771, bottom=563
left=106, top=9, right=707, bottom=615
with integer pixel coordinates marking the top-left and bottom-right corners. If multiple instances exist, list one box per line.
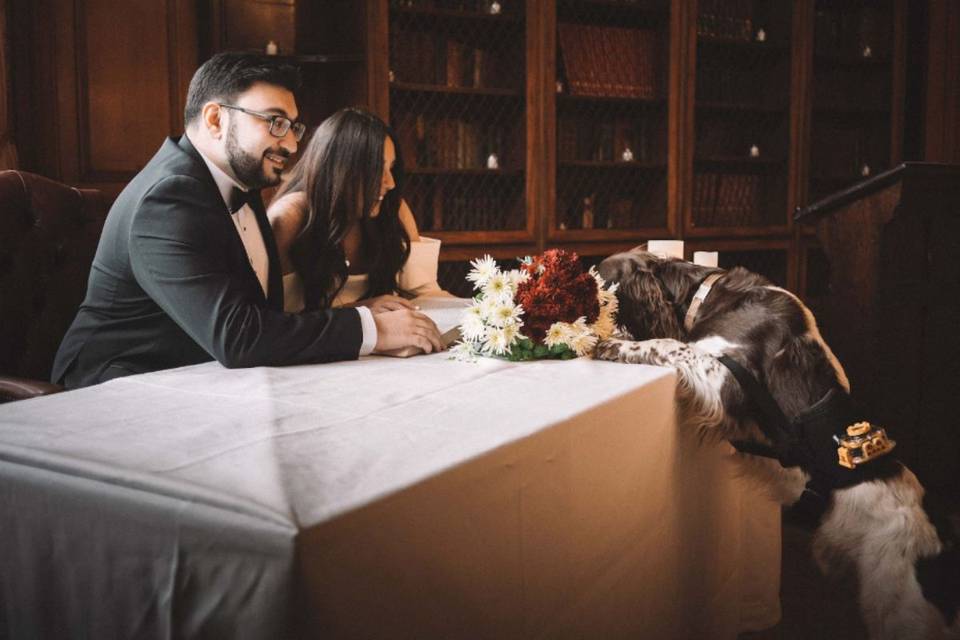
left=515, top=249, right=599, bottom=343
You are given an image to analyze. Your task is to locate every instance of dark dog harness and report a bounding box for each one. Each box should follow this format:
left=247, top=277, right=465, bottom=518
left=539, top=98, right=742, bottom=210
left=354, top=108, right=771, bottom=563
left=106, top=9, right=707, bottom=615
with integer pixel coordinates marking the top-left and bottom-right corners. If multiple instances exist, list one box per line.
left=717, top=355, right=899, bottom=522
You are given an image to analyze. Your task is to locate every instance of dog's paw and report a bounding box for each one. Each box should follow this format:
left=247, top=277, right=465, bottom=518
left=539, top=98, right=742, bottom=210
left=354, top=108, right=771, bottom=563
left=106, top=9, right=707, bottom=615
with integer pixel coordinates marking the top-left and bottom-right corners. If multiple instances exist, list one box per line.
left=594, top=339, right=628, bottom=362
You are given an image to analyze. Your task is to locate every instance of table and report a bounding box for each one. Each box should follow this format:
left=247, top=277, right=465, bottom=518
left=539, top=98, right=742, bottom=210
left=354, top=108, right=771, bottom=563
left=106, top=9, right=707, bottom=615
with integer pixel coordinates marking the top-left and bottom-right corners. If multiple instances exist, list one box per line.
left=0, top=354, right=781, bottom=639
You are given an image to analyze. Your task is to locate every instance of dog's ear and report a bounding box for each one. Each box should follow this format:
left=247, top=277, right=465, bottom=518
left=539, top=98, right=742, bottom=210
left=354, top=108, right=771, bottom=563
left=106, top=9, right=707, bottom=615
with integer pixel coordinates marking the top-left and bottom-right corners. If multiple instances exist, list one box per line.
left=616, top=264, right=684, bottom=340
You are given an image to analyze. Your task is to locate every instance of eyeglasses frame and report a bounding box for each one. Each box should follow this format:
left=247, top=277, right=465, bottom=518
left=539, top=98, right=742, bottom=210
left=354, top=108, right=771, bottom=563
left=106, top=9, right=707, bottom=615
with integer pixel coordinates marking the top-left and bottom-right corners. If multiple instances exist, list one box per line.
left=217, top=103, right=306, bottom=141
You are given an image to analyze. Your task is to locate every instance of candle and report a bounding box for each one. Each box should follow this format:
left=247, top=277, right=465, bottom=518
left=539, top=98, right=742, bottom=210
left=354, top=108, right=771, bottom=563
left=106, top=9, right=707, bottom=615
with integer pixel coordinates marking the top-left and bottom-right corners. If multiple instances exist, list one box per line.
left=693, top=251, right=719, bottom=267
left=647, top=240, right=684, bottom=260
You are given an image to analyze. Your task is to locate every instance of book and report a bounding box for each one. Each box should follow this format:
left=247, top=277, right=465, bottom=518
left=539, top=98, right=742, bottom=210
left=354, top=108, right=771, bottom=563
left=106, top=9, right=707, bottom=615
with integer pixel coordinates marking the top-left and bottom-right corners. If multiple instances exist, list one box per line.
left=379, top=296, right=473, bottom=358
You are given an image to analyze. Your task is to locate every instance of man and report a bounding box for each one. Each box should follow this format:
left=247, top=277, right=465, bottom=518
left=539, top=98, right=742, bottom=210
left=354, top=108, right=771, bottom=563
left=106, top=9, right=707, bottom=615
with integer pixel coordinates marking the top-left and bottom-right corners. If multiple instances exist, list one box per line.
left=53, top=52, right=442, bottom=389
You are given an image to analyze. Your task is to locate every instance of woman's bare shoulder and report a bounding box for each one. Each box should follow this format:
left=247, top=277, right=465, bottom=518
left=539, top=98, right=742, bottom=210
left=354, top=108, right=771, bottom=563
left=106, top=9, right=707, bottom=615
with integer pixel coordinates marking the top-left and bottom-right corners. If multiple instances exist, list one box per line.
left=267, top=191, right=308, bottom=273
left=267, top=191, right=308, bottom=228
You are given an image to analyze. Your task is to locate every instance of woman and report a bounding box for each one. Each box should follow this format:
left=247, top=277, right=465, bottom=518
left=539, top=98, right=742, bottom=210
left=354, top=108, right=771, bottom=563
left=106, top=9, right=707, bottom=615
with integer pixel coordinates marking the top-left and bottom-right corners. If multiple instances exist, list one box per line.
left=268, top=107, right=445, bottom=314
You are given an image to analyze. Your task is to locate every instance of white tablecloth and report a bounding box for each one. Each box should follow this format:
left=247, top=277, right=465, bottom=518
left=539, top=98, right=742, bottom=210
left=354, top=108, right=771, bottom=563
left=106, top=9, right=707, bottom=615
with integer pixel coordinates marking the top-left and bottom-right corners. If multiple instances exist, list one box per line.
left=0, top=354, right=780, bottom=639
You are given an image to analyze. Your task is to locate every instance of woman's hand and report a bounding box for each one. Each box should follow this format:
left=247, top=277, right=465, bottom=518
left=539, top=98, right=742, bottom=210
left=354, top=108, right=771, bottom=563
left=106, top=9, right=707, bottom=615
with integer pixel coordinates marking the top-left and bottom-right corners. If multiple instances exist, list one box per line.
left=358, top=294, right=417, bottom=314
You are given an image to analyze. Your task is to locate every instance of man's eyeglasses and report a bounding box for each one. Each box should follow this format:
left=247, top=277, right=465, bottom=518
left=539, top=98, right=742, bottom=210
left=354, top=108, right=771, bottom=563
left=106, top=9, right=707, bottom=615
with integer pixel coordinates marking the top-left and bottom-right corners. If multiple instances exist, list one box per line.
left=218, top=104, right=306, bottom=141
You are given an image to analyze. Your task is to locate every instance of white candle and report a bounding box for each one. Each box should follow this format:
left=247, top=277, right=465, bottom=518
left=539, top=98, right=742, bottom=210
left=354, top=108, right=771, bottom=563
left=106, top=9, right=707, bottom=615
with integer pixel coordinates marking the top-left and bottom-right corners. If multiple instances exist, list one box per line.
left=647, top=240, right=684, bottom=260
left=693, top=251, right=719, bottom=267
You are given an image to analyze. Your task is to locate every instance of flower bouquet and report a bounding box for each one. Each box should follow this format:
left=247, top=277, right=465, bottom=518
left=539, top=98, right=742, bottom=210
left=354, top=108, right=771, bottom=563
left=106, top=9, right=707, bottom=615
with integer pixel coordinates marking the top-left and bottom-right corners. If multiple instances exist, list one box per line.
left=451, top=249, right=619, bottom=362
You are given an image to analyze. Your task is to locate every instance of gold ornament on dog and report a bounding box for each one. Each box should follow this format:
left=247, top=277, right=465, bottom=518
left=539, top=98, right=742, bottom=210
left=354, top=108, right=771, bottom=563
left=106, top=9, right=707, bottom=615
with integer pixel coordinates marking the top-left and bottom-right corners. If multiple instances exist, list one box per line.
left=836, top=422, right=896, bottom=469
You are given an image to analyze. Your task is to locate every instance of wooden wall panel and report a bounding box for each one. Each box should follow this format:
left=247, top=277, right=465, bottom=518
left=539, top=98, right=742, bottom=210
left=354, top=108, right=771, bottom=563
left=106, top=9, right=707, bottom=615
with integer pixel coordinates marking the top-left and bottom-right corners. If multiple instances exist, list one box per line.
left=11, top=0, right=197, bottom=195
left=81, top=0, right=175, bottom=178
left=0, top=0, right=17, bottom=168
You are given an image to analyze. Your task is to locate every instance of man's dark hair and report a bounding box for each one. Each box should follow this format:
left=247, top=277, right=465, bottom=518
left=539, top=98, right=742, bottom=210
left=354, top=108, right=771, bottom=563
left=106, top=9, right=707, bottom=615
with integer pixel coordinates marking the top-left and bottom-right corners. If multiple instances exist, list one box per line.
left=184, top=51, right=301, bottom=125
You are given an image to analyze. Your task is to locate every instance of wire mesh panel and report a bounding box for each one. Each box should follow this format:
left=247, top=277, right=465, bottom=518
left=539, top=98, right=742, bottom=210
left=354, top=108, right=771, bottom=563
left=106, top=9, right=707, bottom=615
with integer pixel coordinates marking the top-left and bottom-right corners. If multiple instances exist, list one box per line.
left=692, top=0, right=792, bottom=229
left=808, top=0, right=894, bottom=203
left=554, top=0, right=671, bottom=232
left=389, top=1, right=526, bottom=232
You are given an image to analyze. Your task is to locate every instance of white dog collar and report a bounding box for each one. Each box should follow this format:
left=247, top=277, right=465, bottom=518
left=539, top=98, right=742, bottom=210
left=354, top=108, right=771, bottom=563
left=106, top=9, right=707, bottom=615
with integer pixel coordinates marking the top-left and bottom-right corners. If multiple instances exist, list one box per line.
left=683, top=272, right=723, bottom=332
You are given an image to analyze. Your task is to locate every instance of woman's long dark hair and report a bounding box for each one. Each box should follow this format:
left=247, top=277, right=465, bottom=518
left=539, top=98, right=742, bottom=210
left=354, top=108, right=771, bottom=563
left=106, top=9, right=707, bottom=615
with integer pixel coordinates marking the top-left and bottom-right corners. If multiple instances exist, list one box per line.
left=275, top=107, right=410, bottom=310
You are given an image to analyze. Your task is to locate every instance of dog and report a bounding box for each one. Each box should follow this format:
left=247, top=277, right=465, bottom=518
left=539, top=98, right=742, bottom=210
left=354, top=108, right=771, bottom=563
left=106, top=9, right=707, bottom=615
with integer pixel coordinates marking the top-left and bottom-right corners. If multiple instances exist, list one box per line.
left=593, top=247, right=960, bottom=640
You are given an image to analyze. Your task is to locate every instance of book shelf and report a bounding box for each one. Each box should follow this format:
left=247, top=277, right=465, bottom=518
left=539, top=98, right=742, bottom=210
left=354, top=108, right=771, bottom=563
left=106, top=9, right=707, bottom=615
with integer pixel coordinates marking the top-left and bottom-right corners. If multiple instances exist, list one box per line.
left=553, top=0, right=672, bottom=237
left=799, top=0, right=904, bottom=315
left=688, top=0, right=792, bottom=236
left=387, top=0, right=528, bottom=243
left=215, top=0, right=910, bottom=301
left=807, top=0, right=899, bottom=203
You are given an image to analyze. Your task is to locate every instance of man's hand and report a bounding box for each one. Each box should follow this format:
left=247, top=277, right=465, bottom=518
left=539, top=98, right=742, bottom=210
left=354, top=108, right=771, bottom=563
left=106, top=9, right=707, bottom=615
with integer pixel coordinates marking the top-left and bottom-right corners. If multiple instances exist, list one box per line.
left=373, top=309, right=444, bottom=354
left=358, top=294, right=417, bottom=314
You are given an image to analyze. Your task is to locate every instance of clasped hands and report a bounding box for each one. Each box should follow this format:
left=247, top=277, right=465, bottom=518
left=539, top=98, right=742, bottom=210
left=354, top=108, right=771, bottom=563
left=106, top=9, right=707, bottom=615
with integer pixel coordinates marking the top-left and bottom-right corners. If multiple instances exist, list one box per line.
left=360, top=294, right=445, bottom=354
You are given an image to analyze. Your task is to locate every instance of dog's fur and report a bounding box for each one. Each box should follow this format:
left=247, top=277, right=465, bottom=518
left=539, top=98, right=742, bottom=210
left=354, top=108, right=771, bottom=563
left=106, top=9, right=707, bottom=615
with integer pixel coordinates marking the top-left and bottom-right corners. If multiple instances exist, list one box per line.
left=594, top=248, right=960, bottom=640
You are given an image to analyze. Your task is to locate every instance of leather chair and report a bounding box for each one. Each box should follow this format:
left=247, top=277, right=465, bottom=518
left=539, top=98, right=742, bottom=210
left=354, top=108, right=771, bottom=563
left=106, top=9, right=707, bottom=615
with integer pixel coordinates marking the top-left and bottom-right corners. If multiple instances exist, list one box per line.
left=0, top=170, right=106, bottom=402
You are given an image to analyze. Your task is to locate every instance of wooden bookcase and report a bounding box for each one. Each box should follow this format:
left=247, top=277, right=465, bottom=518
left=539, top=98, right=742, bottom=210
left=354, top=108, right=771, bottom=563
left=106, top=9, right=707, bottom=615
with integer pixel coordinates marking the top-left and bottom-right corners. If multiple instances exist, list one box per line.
left=222, top=0, right=909, bottom=299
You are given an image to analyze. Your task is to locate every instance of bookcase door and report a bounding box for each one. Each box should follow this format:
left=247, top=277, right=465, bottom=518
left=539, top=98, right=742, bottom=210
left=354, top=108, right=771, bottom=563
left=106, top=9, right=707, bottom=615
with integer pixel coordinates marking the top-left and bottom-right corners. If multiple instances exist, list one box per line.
left=551, top=0, right=674, bottom=240
left=687, top=0, right=793, bottom=236
left=387, top=1, right=529, bottom=243
left=807, top=0, right=900, bottom=204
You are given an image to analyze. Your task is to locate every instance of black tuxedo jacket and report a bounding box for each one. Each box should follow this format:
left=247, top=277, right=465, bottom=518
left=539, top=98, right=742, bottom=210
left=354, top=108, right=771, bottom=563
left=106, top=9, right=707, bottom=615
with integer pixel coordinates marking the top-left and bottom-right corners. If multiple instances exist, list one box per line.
left=53, top=135, right=362, bottom=388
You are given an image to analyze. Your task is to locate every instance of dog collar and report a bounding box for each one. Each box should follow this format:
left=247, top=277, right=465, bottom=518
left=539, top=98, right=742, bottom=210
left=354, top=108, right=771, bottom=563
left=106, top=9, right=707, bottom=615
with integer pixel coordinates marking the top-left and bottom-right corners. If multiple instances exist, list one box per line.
left=683, top=272, right=723, bottom=331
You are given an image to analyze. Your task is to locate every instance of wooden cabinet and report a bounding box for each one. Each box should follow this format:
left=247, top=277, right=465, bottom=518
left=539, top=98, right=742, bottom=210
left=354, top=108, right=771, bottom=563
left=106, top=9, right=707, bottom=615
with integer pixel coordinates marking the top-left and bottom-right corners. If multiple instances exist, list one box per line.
left=359, top=1, right=910, bottom=295
left=9, top=0, right=914, bottom=298
left=9, top=0, right=199, bottom=199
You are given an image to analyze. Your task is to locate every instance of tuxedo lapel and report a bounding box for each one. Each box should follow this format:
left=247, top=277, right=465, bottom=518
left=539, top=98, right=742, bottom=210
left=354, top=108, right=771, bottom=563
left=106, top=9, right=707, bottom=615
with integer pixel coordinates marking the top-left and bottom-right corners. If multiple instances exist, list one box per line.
left=176, top=135, right=274, bottom=306
left=249, top=191, right=284, bottom=311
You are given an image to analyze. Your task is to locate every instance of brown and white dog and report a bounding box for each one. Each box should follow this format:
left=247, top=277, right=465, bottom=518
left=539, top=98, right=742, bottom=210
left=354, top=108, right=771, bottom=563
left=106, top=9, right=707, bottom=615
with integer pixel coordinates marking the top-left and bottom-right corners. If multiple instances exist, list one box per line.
left=594, top=247, right=959, bottom=640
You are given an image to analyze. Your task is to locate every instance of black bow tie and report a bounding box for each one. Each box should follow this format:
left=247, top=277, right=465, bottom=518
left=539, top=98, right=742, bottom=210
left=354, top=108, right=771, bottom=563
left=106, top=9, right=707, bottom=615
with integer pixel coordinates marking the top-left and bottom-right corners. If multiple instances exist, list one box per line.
left=228, top=187, right=259, bottom=214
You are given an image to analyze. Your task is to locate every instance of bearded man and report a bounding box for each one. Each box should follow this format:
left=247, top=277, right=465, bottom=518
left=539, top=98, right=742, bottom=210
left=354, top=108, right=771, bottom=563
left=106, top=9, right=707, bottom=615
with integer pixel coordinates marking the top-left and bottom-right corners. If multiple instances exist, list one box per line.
left=53, top=52, right=441, bottom=389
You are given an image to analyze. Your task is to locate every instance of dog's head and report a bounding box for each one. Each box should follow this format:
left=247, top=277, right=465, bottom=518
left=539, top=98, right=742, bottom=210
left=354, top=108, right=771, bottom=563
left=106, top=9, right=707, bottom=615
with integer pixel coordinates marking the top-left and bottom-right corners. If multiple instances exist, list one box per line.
left=599, top=247, right=715, bottom=340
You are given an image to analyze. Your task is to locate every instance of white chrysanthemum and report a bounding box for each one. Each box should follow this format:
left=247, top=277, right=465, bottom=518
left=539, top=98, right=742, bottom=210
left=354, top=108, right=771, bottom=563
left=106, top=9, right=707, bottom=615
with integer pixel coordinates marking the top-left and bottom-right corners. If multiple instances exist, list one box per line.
left=569, top=329, right=598, bottom=357
left=449, top=341, right=479, bottom=362
left=543, top=322, right=571, bottom=348
left=478, top=295, right=499, bottom=322
left=482, top=326, right=512, bottom=355
left=501, top=322, right=522, bottom=345
left=488, top=301, right=524, bottom=328
left=570, top=316, right=590, bottom=332
left=507, top=268, right=530, bottom=288
left=483, top=272, right=513, bottom=301
left=467, top=255, right=498, bottom=288
left=460, top=312, right=486, bottom=341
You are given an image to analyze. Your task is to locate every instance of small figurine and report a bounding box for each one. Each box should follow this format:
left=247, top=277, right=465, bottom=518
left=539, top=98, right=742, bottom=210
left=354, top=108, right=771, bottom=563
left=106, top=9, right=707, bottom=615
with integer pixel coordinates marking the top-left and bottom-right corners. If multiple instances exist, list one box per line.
left=488, top=1, right=502, bottom=15
left=750, top=144, right=760, bottom=158
left=621, top=147, right=634, bottom=162
left=862, top=45, right=873, bottom=58
left=755, top=28, right=766, bottom=43
left=556, top=80, right=564, bottom=94
left=265, top=41, right=279, bottom=56
left=388, top=69, right=396, bottom=83
left=861, top=164, right=871, bottom=176
left=487, top=153, right=499, bottom=170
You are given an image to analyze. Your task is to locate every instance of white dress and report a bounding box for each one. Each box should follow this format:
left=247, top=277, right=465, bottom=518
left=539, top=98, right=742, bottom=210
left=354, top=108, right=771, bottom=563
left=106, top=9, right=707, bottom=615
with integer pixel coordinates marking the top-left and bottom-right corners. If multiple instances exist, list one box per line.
left=282, top=237, right=443, bottom=313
